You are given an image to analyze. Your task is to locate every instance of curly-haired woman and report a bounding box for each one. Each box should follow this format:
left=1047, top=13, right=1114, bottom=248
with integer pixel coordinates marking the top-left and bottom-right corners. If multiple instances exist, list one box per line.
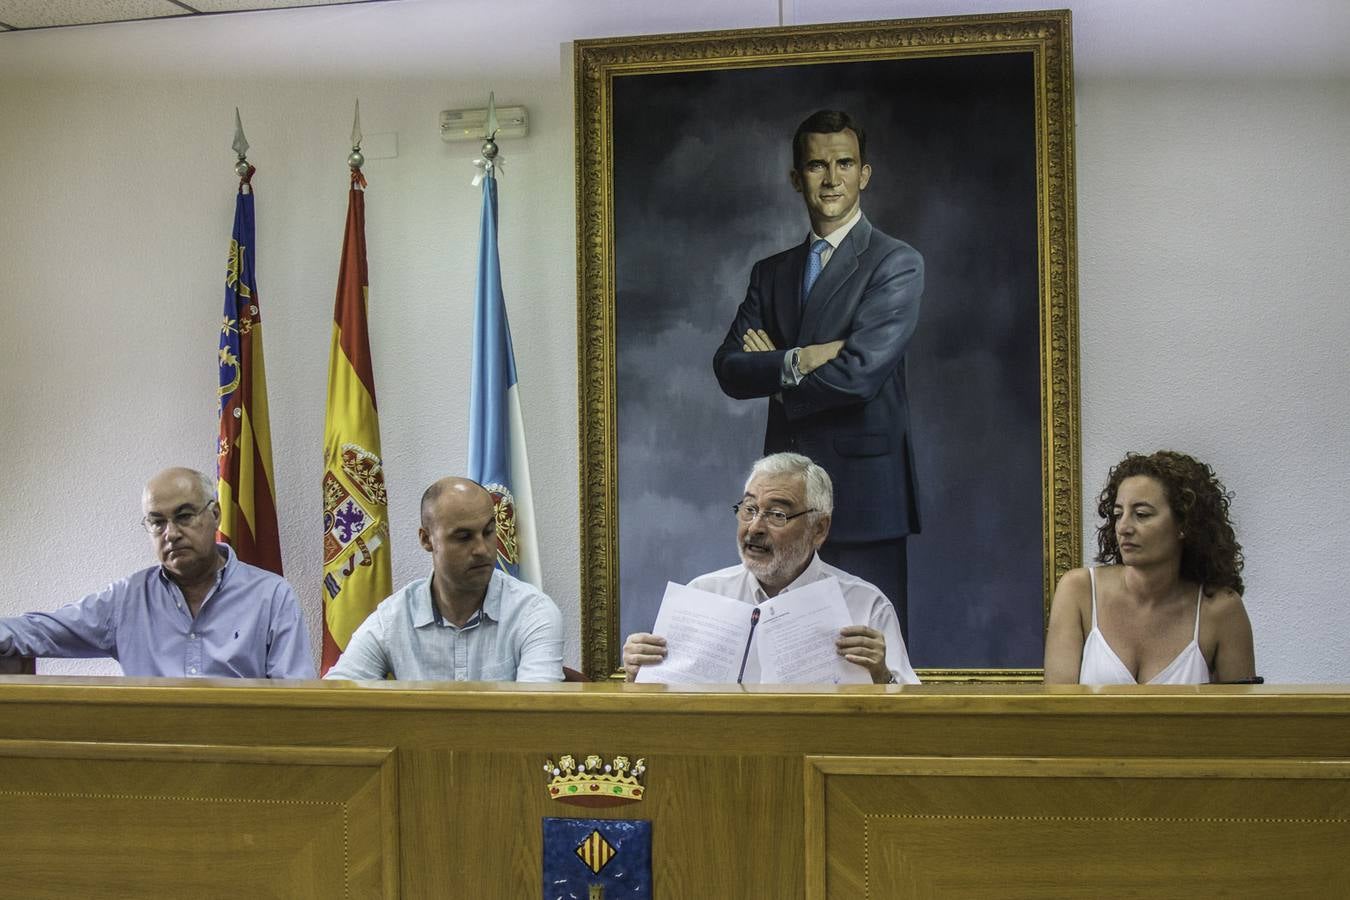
left=1044, top=451, right=1255, bottom=684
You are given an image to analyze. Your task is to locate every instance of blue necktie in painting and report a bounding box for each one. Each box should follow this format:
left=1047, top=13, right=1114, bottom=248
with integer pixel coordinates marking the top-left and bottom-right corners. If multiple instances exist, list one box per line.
left=543, top=817, right=652, bottom=899
left=801, top=238, right=830, bottom=304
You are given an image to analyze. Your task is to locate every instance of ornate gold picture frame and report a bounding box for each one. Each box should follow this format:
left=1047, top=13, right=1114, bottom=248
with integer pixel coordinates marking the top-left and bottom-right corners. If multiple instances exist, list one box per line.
left=576, top=10, right=1080, bottom=682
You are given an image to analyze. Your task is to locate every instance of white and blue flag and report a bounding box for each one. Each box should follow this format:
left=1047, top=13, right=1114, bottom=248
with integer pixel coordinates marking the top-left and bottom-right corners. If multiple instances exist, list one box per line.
left=468, top=172, right=541, bottom=587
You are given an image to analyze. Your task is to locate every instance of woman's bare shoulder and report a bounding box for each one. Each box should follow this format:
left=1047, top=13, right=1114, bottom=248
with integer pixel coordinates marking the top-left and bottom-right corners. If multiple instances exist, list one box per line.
left=1203, top=586, right=1250, bottom=621
left=1051, top=567, right=1094, bottom=614
left=1055, top=566, right=1096, bottom=592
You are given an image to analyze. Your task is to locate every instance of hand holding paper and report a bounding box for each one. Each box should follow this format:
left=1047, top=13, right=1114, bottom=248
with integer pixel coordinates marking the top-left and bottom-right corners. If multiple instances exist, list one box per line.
left=634, top=583, right=753, bottom=684
left=756, top=579, right=872, bottom=684
left=632, top=577, right=875, bottom=685
left=622, top=633, right=667, bottom=681
left=835, top=625, right=889, bottom=683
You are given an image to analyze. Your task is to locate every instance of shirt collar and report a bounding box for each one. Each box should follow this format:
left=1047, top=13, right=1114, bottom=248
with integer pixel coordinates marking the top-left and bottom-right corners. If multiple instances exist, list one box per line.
left=412, top=577, right=437, bottom=628
left=751, top=552, right=825, bottom=604
left=157, top=542, right=233, bottom=587
left=417, top=569, right=502, bottom=628
left=809, top=207, right=863, bottom=251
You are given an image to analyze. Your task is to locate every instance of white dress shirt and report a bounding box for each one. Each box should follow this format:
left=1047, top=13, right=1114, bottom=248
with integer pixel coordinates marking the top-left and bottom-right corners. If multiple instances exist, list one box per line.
left=687, top=553, right=919, bottom=684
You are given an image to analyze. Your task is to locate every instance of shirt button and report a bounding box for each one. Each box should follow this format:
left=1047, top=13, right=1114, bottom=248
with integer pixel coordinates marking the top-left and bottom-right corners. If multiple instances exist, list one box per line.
left=188, top=667, right=198, bottom=675
left=189, top=633, right=196, bottom=640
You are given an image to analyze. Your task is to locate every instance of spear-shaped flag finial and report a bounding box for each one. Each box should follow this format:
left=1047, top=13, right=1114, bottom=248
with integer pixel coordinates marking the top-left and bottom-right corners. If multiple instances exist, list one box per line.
left=472, top=91, right=503, bottom=186
left=485, top=91, right=499, bottom=141
left=233, top=108, right=251, bottom=179
left=348, top=99, right=365, bottom=171
left=233, top=107, right=249, bottom=157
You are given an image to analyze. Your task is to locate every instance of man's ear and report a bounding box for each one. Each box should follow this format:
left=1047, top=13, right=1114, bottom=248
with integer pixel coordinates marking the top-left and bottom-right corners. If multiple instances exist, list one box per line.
left=418, top=527, right=433, bottom=553
left=789, top=168, right=803, bottom=193
left=858, top=163, right=872, bottom=191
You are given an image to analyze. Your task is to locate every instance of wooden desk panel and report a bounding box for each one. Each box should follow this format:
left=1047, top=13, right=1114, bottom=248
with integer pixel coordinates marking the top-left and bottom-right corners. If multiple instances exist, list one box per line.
left=0, top=680, right=1346, bottom=899
left=807, top=756, right=1350, bottom=898
left=0, top=739, right=398, bottom=899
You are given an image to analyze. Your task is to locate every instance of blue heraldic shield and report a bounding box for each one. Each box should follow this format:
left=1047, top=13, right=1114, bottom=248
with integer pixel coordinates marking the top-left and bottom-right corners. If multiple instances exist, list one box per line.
left=543, top=817, right=652, bottom=899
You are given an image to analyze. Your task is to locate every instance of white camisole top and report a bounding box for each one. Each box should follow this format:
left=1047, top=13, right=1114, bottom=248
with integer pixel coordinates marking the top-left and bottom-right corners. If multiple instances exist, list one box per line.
left=1078, top=567, right=1210, bottom=685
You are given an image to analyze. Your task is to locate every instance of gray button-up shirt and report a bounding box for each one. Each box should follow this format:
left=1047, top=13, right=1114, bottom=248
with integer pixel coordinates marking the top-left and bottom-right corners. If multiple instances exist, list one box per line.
left=0, top=544, right=314, bottom=679
left=324, top=568, right=563, bottom=682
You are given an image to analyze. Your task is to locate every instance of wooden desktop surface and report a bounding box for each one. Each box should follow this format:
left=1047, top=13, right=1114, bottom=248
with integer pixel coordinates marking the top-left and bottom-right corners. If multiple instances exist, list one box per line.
left=0, top=678, right=1346, bottom=898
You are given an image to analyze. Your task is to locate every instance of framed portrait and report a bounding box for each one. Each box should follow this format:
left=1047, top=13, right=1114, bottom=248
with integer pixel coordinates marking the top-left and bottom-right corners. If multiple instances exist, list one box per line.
left=575, top=10, right=1080, bottom=681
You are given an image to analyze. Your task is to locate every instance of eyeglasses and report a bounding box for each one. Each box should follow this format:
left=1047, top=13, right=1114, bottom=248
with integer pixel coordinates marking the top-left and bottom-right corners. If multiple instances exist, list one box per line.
left=732, top=502, right=815, bottom=528
left=142, top=502, right=215, bottom=535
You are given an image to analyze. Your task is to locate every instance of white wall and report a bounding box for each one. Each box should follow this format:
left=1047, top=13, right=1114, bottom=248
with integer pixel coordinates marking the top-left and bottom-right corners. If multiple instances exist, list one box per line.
left=1, top=0, right=1346, bottom=681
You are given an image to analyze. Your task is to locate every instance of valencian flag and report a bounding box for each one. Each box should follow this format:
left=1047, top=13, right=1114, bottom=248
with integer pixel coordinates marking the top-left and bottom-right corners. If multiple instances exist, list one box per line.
left=468, top=170, right=541, bottom=587
left=217, top=165, right=284, bottom=574
left=320, top=167, right=392, bottom=673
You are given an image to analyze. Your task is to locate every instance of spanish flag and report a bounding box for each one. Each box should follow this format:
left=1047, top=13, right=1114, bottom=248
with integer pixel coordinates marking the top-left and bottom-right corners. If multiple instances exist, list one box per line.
left=216, top=166, right=284, bottom=575
left=320, top=170, right=392, bottom=673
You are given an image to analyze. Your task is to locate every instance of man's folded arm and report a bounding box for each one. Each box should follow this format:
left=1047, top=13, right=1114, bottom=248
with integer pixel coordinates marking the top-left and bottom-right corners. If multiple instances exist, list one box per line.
left=713, top=261, right=792, bottom=399
left=781, top=247, right=923, bottom=420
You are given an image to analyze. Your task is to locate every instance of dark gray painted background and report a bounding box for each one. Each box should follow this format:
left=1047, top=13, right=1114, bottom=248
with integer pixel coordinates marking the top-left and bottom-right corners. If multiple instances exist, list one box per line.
left=612, top=52, right=1044, bottom=668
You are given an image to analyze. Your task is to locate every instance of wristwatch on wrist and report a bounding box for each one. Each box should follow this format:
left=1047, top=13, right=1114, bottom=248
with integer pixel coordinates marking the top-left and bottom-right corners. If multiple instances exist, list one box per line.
left=885, top=670, right=898, bottom=684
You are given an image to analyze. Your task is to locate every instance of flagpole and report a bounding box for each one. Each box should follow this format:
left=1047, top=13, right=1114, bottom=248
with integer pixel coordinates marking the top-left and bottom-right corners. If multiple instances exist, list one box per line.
left=320, top=99, right=391, bottom=672
left=216, top=108, right=283, bottom=574
left=467, top=91, right=542, bottom=589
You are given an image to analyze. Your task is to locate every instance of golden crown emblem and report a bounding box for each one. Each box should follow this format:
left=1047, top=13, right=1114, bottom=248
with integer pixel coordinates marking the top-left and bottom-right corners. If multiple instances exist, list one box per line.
left=544, top=754, right=646, bottom=807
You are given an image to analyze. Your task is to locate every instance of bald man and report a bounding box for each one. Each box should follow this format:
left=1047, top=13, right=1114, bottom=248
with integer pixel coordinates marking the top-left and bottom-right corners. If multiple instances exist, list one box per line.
left=325, top=477, right=563, bottom=682
left=0, top=467, right=314, bottom=679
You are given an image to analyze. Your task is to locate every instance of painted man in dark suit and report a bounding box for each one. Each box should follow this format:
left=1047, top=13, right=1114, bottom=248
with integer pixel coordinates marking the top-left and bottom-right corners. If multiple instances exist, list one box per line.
left=713, top=109, right=923, bottom=636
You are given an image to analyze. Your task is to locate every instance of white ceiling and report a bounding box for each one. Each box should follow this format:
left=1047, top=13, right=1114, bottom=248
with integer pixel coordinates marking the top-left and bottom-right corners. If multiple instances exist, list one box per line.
left=0, top=0, right=383, bottom=31
left=0, top=1, right=1345, bottom=78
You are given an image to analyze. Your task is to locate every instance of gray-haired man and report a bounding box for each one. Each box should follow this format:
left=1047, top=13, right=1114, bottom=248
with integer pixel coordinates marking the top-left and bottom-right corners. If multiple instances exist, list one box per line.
left=622, top=453, right=918, bottom=684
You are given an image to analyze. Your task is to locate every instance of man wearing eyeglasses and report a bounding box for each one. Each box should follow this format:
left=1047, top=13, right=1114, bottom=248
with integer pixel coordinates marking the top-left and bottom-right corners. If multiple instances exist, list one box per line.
left=621, top=453, right=918, bottom=684
left=0, top=467, right=314, bottom=679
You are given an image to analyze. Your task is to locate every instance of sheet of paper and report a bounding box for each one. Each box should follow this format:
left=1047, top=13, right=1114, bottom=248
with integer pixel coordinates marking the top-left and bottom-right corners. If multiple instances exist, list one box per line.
left=755, top=578, right=872, bottom=684
left=635, top=582, right=753, bottom=684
